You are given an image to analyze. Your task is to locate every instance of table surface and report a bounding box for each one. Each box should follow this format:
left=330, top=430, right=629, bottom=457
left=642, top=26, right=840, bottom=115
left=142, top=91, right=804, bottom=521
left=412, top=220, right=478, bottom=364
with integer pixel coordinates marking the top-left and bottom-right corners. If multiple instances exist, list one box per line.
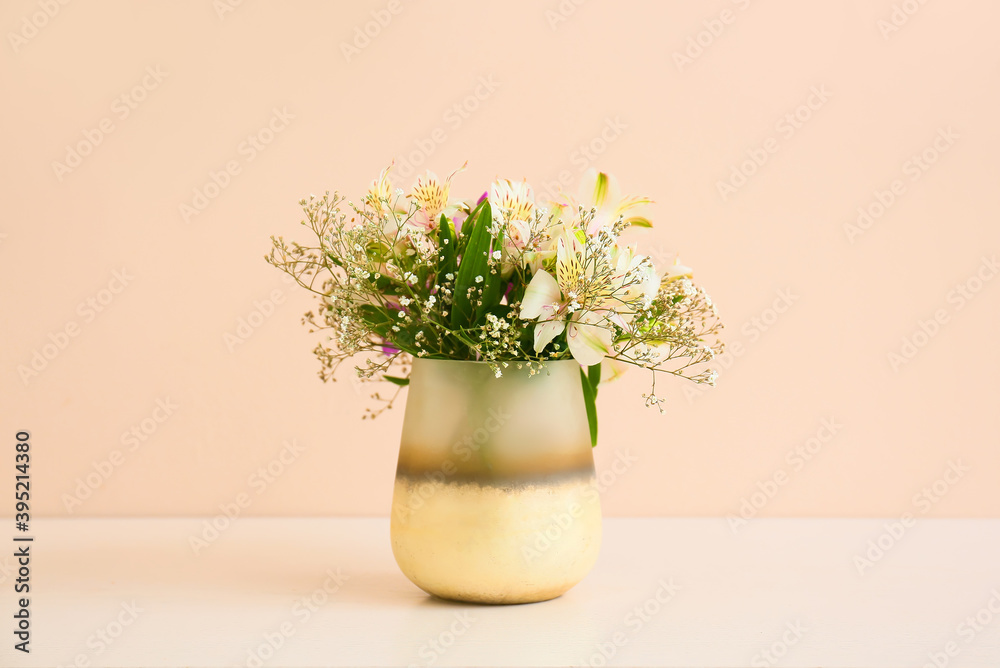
left=3, top=517, right=999, bottom=668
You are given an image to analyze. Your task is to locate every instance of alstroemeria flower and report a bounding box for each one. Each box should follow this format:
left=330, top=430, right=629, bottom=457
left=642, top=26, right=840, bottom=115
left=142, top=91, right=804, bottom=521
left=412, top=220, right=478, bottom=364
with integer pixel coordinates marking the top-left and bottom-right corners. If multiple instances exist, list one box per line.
left=520, top=269, right=564, bottom=347
left=365, top=163, right=396, bottom=215
left=520, top=269, right=613, bottom=367
left=499, top=216, right=551, bottom=276
left=519, top=230, right=661, bottom=366
left=270, top=163, right=726, bottom=421
left=489, top=178, right=534, bottom=225
left=520, top=234, right=613, bottom=366
left=661, top=257, right=693, bottom=282
left=498, top=218, right=533, bottom=271
left=554, top=169, right=653, bottom=236
left=565, top=311, right=615, bottom=367
left=608, top=245, right=660, bottom=322
left=408, top=162, right=466, bottom=232
left=506, top=218, right=533, bottom=250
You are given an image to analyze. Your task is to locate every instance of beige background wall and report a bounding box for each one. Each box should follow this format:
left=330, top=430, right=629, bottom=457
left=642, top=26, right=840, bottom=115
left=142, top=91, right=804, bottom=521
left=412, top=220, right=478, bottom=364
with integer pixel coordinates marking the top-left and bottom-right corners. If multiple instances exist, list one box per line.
left=2, top=0, right=998, bottom=519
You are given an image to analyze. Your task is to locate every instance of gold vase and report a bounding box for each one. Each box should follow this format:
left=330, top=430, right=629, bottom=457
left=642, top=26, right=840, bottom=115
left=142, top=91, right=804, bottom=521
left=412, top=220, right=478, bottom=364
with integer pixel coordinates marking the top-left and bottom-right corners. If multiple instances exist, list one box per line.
left=390, top=358, right=602, bottom=604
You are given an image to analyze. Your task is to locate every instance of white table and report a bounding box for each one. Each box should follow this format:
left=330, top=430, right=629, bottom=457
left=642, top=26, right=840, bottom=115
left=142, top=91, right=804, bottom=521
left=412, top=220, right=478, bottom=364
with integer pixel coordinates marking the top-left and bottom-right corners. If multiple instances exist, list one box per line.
left=3, top=518, right=999, bottom=667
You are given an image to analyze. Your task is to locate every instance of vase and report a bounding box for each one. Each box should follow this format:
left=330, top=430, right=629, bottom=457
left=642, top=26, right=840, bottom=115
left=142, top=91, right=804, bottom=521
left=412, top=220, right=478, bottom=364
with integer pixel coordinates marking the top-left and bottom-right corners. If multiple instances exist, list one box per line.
left=390, top=358, right=602, bottom=604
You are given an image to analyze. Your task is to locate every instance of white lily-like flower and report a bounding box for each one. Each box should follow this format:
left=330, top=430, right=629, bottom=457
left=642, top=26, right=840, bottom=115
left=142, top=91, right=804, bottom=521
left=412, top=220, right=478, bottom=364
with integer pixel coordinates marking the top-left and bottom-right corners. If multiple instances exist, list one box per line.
left=520, top=269, right=614, bottom=366
left=519, top=227, right=663, bottom=366
left=365, top=162, right=397, bottom=215
left=553, top=169, right=653, bottom=236
left=600, top=358, right=630, bottom=383
left=565, top=310, right=614, bottom=366
left=521, top=269, right=564, bottom=349
left=498, top=217, right=535, bottom=275
left=610, top=245, right=659, bottom=312
left=272, top=163, right=725, bottom=425
left=489, top=178, right=534, bottom=225
left=506, top=218, right=533, bottom=251
left=661, top=257, right=694, bottom=282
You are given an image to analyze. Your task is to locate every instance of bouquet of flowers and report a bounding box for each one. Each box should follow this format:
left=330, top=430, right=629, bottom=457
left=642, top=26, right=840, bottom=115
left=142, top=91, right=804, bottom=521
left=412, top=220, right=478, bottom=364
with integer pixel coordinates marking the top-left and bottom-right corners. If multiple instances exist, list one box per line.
left=266, top=164, right=723, bottom=443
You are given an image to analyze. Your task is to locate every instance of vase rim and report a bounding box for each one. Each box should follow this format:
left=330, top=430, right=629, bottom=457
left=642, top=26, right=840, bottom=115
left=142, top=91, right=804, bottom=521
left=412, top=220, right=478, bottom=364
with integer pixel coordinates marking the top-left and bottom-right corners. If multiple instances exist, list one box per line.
left=411, top=357, right=579, bottom=367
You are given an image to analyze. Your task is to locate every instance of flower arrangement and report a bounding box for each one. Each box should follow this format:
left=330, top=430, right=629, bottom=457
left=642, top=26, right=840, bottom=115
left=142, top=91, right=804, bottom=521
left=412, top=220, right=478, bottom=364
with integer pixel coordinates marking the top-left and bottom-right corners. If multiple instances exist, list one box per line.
left=266, top=164, right=723, bottom=444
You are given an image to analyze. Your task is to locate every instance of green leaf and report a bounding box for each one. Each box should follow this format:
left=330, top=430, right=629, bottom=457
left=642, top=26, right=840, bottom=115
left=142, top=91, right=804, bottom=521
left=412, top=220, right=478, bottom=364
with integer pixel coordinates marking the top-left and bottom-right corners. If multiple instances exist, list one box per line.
left=580, top=368, right=599, bottom=448
left=456, top=199, right=485, bottom=255
left=450, top=200, right=486, bottom=326
left=451, top=200, right=504, bottom=328
left=626, top=216, right=653, bottom=228
left=383, top=375, right=409, bottom=387
left=587, top=363, right=602, bottom=399
left=357, top=304, right=395, bottom=338
left=436, top=214, right=457, bottom=284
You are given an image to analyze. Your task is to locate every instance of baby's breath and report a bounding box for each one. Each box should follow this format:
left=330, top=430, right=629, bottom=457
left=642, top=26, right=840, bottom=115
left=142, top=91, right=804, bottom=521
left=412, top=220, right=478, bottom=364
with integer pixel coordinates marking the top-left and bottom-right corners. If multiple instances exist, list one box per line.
left=266, top=167, right=724, bottom=419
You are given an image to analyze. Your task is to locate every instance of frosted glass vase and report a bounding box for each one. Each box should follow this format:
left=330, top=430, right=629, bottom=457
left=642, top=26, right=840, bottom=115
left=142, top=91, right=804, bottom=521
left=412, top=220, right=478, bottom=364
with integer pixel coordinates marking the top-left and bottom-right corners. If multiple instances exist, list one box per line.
left=390, top=358, right=602, bottom=604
